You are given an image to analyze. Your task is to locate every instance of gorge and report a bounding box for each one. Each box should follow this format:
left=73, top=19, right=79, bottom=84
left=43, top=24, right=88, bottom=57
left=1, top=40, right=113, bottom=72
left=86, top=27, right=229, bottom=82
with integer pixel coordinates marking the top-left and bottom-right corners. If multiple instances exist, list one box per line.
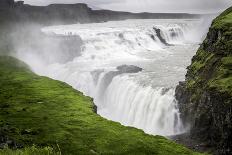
left=0, top=0, right=232, bottom=154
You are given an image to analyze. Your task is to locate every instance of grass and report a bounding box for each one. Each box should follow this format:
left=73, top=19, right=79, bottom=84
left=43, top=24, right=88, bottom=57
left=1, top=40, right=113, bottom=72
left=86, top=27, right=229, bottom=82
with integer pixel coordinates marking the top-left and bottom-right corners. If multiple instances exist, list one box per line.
left=212, top=7, right=232, bottom=30
left=185, top=7, right=232, bottom=96
left=0, top=146, right=59, bottom=155
left=208, top=55, right=232, bottom=95
left=0, top=56, right=201, bottom=155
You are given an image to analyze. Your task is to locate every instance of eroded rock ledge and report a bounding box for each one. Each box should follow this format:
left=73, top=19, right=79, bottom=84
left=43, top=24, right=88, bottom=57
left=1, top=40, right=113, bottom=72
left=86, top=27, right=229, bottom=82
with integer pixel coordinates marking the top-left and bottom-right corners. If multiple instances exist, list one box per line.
left=175, top=7, right=232, bottom=155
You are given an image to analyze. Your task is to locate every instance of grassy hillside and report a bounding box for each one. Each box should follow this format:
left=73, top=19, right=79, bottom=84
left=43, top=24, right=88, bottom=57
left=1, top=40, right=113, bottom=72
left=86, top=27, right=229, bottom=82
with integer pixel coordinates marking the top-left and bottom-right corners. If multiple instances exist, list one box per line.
left=175, top=7, right=232, bottom=154
left=0, top=146, right=59, bottom=155
left=186, top=7, right=232, bottom=94
left=0, top=56, right=201, bottom=154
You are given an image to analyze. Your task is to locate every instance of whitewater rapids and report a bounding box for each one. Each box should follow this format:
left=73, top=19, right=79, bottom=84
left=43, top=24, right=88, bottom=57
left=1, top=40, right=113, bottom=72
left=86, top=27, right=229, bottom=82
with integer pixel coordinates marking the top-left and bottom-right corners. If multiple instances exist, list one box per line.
left=16, top=19, right=206, bottom=136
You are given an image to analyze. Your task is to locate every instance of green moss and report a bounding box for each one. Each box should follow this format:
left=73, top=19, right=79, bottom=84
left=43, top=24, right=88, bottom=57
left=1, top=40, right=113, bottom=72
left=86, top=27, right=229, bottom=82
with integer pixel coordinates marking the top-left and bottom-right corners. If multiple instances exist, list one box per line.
left=212, top=7, right=232, bottom=29
left=188, top=49, right=215, bottom=79
left=0, top=56, right=201, bottom=155
left=209, top=77, right=232, bottom=94
left=222, top=56, right=232, bottom=67
left=0, top=146, right=59, bottom=155
left=185, top=6, right=232, bottom=97
left=187, top=53, right=232, bottom=96
left=207, top=56, right=232, bottom=95
left=186, top=80, right=196, bottom=88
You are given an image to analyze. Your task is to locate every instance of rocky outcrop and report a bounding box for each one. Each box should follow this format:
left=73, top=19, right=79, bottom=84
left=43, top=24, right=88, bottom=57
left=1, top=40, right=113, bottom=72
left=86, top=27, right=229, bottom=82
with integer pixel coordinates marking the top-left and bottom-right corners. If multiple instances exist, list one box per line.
left=0, top=0, right=14, bottom=8
left=175, top=7, right=232, bottom=154
left=116, top=65, right=143, bottom=73
left=153, top=27, right=171, bottom=46
left=0, top=128, right=23, bottom=149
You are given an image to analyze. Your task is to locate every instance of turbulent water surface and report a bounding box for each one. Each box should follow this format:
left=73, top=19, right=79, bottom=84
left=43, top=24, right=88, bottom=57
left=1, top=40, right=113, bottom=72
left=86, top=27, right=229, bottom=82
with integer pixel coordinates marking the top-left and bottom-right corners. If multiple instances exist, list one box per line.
left=17, top=19, right=208, bottom=136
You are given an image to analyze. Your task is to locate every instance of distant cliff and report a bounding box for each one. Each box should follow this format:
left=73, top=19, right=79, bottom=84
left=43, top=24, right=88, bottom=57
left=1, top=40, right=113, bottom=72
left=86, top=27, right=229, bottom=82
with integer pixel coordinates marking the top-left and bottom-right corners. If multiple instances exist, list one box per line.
left=175, top=7, right=232, bottom=154
left=0, top=1, right=201, bottom=25
left=0, top=0, right=14, bottom=8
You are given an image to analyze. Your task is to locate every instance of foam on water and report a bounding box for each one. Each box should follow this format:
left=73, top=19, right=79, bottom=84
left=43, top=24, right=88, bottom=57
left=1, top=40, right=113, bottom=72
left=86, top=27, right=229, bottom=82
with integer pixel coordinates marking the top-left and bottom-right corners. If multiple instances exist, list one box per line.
left=17, top=19, right=206, bottom=136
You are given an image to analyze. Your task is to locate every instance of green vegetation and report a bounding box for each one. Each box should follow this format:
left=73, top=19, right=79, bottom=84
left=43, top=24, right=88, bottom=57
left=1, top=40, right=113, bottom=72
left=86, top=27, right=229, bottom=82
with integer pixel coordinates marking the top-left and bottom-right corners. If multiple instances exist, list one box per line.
left=0, top=146, right=59, bottom=155
left=212, top=7, right=232, bottom=29
left=0, top=56, right=201, bottom=154
left=175, top=7, right=232, bottom=153
left=186, top=7, right=232, bottom=97
left=208, top=55, right=232, bottom=95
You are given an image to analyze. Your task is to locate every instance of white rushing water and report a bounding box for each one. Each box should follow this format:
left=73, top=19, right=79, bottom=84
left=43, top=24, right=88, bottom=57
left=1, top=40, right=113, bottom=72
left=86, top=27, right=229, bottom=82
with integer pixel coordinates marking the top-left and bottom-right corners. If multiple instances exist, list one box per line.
left=16, top=19, right=208, bottom=136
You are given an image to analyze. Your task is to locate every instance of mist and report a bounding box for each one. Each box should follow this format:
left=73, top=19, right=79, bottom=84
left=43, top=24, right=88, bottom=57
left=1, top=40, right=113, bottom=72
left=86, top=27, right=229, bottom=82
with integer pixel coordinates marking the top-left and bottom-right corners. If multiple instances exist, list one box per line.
left=0, top=14, right=214, bottom=73
left=14, top=18, right=208, bottom=136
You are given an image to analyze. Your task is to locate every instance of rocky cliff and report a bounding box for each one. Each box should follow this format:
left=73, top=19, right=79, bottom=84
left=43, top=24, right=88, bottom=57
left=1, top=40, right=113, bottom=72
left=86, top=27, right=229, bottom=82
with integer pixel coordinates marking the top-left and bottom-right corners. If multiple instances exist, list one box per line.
left=0, top=0, right=14, bottom=8
left=175, top=7, right=232, bottom=154
left=14, top=4, right=201, bottom=25
left=0, top=1, right=201, bottom=26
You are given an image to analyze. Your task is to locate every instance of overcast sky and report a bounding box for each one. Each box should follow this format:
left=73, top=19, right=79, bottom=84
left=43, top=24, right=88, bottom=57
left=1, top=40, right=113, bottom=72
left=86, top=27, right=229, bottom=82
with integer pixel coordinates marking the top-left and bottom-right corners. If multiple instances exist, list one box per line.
left=16, top=0, right=232, bottom=13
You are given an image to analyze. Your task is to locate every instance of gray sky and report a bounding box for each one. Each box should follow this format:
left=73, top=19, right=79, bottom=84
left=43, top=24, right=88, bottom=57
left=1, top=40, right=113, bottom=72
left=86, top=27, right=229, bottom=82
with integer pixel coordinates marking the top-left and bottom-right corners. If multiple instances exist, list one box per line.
left=17, top=0, right=232, bottom=13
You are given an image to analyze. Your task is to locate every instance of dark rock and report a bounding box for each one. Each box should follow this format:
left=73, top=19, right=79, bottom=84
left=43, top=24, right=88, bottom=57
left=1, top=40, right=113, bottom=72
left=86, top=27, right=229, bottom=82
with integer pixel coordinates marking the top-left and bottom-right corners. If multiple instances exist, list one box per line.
left=6, top=140, right=13, bottom=145
left=170, top=133, right=214, bottom=154
left=116, top=65, right=143, bottom=73
left=0, top=143, right=6, bottom=149
left=150, top=34, right=156, bottom=41
left=175, top=7, right=232, bottom=155
left=0, top=130, right=23, bottom=149
left=0, top=0, right=14, bottom=8
left=153, top=27, right=171, bottom=46
left=93, top=104, right=97, bottom=113
left=1, top=0, right=200, bottom=26
left=14, top=1, right=24, bottom=7
left=102, top=65, right=142, bottom=88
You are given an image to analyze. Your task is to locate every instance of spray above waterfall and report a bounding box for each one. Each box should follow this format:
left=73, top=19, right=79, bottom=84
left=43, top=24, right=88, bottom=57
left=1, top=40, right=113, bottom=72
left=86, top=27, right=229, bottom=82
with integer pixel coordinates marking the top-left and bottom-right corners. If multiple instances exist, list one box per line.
left=15, top=19, right=207, bottom=136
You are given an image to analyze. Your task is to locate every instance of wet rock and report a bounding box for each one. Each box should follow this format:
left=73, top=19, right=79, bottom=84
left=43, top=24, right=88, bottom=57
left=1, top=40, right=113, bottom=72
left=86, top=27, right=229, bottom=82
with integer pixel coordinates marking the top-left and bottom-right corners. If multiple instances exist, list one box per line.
left=93, top=104, right=97, bottom=113
left=0, top=0, right=14, bottom=8
left=170, top=133, right=213, bottom=153
left=116, top=65, right=143, bottom=73
left=175, top=8, right=232, bottom=154
left=103, top=65, right=142, bottom=88
left=153, top=27, right=171, bottom=46
left=0, top=132, right=23, bottom=149
left=0, top=143, right=6, bottom=149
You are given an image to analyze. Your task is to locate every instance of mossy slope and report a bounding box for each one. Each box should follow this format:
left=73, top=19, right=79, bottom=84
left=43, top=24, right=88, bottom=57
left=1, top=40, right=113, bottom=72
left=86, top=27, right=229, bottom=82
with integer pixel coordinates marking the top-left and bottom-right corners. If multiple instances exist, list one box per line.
left=0, top=146, right=59, bottom=155
left=175, top=7, right=232, bottom=154
left=0, top=56, right=200, bottom=155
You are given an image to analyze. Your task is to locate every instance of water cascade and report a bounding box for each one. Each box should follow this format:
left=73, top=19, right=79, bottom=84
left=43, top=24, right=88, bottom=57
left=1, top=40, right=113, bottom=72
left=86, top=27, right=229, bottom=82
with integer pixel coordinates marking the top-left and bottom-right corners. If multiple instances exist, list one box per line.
left=16, top=19, right=204, bottom=136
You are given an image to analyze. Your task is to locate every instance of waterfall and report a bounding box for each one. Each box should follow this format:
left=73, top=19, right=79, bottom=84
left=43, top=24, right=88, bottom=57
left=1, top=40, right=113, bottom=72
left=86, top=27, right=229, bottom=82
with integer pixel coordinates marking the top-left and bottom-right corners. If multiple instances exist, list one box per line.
left=96, top=75, right=184, bottom=136
left=16, top=19, right=203, bottom=136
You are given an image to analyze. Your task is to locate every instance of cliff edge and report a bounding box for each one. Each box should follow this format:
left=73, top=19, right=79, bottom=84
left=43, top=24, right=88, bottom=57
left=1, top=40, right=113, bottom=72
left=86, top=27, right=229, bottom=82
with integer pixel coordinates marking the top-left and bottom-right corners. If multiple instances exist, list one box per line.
left=175, top=7, right=232, bottom=154
left=0, top=56, right=201, bottom=154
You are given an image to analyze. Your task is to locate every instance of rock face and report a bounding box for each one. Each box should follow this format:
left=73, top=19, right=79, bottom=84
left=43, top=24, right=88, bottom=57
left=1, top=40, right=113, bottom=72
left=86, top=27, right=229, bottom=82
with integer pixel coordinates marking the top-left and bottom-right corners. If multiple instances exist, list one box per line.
left=0, top=1, right=200, bottom=26
left=175, top=7, right=232, bottom=154
left=153, top=27, right=171, bottom=46
left=116, top=65, right=143, bottom=73
left=0, top=0, right=14, bottom=8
